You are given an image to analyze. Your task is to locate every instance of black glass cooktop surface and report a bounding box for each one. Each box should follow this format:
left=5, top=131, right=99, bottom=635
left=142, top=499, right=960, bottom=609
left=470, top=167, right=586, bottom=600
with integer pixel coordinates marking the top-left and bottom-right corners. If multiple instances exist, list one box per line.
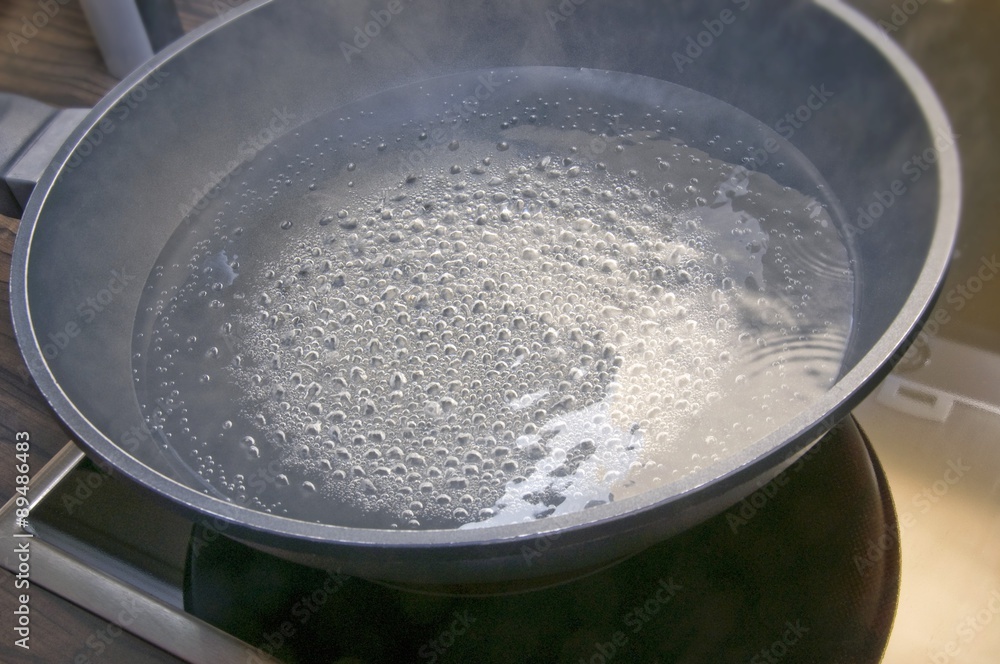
left=184, top=417, right=900, bottom=664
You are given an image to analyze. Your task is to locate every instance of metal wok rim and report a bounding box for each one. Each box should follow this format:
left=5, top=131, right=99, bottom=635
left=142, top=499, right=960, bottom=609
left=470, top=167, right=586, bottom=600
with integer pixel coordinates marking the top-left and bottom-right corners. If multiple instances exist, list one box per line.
left=10, top=0, right=961, bottom=551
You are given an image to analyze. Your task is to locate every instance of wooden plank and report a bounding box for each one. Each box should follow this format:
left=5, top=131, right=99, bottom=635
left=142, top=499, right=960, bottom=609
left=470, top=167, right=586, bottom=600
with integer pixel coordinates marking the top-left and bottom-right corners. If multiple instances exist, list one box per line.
left=0, top=3, right=246, bottom=662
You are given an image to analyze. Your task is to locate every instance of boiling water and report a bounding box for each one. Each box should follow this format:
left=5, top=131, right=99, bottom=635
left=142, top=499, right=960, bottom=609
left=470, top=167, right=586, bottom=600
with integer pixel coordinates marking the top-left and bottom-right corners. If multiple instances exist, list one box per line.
left=132, top=68, right=854, bottom=529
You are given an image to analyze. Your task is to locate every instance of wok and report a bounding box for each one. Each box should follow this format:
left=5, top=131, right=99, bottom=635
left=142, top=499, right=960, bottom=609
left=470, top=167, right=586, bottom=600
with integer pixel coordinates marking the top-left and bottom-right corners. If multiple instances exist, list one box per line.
left=6, top=0, right=959, bottom=585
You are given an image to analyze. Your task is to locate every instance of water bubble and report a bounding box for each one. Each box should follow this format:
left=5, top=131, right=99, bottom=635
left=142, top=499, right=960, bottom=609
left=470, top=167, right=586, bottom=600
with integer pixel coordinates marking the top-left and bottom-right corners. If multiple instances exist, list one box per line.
left=135, top=68, right=853, bottom=532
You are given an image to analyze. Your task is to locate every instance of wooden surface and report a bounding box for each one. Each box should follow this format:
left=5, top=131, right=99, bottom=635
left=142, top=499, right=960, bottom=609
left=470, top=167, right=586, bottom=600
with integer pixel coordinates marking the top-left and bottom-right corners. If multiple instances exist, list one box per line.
left=0, top=0, right=996, bottom=662
left=0, top=2, right=246, bottom=662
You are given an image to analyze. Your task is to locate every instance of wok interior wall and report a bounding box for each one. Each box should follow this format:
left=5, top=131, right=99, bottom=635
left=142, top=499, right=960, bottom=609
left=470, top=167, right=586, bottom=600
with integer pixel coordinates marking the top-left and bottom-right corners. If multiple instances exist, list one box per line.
left=25, top=0, right=938, bottom=484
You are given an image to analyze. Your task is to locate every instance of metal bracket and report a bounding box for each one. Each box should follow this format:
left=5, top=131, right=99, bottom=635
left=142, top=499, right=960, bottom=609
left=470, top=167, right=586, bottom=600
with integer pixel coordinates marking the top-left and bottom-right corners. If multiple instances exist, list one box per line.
left=3, top=107, right=89, bottom=215
left=0, top=441, right=278, bottom=664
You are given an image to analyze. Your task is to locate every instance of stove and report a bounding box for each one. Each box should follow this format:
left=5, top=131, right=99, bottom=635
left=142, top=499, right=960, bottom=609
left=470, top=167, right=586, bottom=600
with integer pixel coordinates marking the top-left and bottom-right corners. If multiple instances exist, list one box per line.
left=5, top=335, right=1000, bottom=663
left=4, top=415, right=899, bottom=664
